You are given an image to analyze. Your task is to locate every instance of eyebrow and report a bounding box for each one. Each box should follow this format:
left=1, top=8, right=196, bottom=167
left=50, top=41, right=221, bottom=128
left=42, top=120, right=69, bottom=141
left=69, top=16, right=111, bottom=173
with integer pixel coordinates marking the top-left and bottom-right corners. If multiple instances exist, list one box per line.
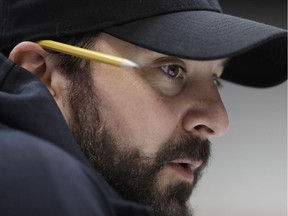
left=136, top=46, right=231, bottom=66
left=131, top=44, right=232, bottom=70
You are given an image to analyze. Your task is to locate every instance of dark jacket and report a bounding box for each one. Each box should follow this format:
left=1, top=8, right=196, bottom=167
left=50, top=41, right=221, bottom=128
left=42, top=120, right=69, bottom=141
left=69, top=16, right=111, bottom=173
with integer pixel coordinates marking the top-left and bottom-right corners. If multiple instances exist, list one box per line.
left=0, top=53, right=152, bottom=216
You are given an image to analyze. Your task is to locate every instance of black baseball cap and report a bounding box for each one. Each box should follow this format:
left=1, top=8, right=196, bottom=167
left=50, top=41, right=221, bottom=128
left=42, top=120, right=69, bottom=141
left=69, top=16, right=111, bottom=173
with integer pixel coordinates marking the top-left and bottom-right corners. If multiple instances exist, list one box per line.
left=0, top=0, right=287, bottom=87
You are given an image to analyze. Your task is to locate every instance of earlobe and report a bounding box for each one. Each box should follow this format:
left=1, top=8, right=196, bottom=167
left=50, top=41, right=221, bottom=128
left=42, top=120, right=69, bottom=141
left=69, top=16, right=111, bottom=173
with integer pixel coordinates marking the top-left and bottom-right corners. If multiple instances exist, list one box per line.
left=9, top=42, right=56, bottom=96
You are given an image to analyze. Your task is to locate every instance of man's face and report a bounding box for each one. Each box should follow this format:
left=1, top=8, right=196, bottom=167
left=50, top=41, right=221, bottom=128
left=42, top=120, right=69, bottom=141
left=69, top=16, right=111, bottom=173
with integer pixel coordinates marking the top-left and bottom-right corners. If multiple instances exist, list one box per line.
left=65, top=33, right=229, bottom=216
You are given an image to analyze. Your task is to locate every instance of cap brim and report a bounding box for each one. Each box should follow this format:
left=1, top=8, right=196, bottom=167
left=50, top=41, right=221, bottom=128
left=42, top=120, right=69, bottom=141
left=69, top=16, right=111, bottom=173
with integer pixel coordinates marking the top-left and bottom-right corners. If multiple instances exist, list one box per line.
left=105, top=11, right=287, bottom=87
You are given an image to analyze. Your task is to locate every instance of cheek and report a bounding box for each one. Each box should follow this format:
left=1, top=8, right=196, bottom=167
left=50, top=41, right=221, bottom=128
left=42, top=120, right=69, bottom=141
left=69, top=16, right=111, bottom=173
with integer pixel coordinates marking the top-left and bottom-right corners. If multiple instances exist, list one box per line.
left=93, top=69, right=179, bottom=154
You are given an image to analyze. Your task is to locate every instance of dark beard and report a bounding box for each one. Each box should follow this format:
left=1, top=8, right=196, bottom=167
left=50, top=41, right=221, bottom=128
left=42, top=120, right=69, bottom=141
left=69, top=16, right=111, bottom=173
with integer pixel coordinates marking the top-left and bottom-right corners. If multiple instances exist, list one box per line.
left=67, top=81, right=211, bottom=216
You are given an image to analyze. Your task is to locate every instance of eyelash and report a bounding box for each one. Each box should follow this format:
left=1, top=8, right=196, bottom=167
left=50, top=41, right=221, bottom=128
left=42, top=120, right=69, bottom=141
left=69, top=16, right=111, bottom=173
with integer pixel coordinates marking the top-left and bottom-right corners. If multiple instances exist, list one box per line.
left=154, top=60, right=224, bottom=91
left=214, top=78, right=223, bottom=88
left=160, top=64, right=223, bottom=87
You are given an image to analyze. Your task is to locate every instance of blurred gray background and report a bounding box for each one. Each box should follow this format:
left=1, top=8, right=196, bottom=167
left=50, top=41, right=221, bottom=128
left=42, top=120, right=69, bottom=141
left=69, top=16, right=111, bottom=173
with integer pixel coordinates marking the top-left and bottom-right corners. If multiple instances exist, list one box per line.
left=190, top=1, right=287, bottom=216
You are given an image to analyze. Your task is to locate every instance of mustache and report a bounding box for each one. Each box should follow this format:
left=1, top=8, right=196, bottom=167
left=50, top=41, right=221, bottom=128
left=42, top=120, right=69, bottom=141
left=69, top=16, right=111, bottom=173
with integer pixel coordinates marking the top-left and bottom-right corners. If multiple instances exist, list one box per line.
left=153, top=135, right=211, bottom=171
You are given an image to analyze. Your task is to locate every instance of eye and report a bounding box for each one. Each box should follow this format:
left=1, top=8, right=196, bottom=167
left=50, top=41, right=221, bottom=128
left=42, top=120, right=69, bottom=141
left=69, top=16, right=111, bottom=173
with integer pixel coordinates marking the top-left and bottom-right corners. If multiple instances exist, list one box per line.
left=139, top=59, right=187, bottom=97
left=160, top=64, right=186, bottom=79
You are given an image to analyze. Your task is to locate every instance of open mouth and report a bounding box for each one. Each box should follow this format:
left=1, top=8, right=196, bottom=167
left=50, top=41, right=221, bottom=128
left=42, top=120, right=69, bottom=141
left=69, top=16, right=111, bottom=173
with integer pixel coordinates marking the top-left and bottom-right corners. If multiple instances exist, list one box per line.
left=177, top=163, right=193, bottom=174
left=168, top=160, right=203, bottom=182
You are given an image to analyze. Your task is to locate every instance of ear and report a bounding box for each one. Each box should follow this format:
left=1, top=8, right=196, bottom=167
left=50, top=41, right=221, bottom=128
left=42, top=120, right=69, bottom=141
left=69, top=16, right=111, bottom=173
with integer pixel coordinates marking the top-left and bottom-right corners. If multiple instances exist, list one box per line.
left=9, top=42, right=70, bottom=121
left=9, top=41, right=57, bottom=95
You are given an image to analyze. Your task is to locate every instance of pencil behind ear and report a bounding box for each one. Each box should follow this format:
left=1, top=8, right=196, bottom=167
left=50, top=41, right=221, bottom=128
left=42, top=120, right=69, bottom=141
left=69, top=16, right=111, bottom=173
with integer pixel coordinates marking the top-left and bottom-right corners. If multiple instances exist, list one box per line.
left=8, top=41, right=62, bottom=99
left=9, top=42, right=49, bottom=79
left=9, top=41, right=71, bottom=122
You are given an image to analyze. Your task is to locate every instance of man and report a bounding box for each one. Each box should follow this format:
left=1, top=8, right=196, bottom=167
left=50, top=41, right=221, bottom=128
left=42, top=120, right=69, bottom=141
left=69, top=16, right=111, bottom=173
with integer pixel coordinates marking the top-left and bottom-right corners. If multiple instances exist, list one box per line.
left=0, top=0, right=286, bottom=216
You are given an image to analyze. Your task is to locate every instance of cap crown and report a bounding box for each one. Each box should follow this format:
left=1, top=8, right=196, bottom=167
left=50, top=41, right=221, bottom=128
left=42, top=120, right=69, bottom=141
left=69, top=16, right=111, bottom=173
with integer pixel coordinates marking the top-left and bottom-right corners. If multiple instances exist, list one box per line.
left=0, top=0, right=221, bottom=52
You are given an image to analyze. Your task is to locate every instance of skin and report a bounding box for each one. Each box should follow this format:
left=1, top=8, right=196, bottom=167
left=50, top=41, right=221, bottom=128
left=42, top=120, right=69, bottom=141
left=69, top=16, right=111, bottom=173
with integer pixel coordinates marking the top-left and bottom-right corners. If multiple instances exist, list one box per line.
left=89, top=34, right=228, bottom=153
left=9, top=33, right=229, bottom=215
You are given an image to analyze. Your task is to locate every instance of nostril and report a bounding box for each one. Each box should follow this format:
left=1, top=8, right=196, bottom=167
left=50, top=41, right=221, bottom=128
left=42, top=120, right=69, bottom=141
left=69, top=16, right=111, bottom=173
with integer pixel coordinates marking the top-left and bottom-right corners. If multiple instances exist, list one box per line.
left=182, top=106, right=229, bottom=137
left=194, top=125, right=214, bottom=134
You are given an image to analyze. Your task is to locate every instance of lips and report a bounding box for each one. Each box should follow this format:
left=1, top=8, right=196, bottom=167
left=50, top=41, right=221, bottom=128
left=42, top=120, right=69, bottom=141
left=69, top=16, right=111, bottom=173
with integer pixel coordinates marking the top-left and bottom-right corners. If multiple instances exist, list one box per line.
left=167, top=160, right=203, bottom=182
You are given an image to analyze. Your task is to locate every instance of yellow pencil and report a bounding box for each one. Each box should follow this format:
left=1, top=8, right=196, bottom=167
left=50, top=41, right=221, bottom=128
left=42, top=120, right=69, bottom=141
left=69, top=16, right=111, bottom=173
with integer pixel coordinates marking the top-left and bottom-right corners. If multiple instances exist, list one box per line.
left=37, top=40, right=139, bottom=69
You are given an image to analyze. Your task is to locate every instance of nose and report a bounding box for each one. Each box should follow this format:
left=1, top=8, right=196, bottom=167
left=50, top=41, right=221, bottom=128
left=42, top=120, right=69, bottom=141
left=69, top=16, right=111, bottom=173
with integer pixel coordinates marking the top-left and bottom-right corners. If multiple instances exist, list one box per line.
left=181, top=87, right=229, bottom=138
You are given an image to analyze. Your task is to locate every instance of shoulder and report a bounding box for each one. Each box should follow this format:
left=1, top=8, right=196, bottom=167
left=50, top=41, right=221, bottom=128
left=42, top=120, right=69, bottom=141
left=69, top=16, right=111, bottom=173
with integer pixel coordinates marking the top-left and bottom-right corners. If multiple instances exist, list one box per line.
left=0, top=126, right=152, bottom=216
left=0, top=126, right=117, bottom=216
